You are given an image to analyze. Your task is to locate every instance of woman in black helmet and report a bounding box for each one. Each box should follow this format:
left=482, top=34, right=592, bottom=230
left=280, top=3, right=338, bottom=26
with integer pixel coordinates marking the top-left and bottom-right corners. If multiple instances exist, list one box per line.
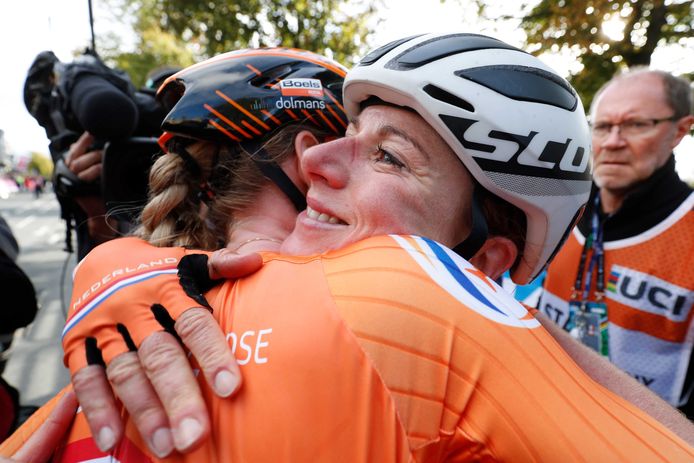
left=67, top=47, right=352, bottom=456
left=134, top=47, right=348, bottom=251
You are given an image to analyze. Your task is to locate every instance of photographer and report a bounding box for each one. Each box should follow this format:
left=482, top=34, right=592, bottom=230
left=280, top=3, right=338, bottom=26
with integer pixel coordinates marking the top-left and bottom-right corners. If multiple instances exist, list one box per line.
left=63, top=132, right=117, bottom=255
left=23, top=50, right=172, bottom=260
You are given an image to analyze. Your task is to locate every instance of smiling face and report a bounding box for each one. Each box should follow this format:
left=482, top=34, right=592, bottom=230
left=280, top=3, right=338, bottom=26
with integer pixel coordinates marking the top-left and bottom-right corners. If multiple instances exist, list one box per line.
left=281, top=105, right=473, bottom=256
left=591, top=73, right=688, bottom=211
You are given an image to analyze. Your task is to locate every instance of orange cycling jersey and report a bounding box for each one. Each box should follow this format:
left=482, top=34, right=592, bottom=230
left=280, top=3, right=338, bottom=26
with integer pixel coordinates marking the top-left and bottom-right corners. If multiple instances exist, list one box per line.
left=3, top=235, right=694, bottom=462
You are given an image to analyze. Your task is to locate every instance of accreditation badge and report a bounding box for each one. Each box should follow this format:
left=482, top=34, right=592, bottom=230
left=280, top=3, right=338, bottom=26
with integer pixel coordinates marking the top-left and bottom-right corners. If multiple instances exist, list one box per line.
left=568, top=301, right=609, bottom=357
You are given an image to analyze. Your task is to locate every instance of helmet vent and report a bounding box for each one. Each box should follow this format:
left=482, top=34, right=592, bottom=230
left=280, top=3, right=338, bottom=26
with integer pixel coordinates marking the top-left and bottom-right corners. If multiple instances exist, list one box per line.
left=423, top=84, right=474, bottom=112
left=359, top=35, right=424, bottom=66
left=158, top=79, right=186, bottom=111
left=321, top=76, right=344, bottom=97
left=456, top=65, right=577, bottom=111
left=249, top=64, right=293, bottom=88
left=386, top=33, right=523, bottom=70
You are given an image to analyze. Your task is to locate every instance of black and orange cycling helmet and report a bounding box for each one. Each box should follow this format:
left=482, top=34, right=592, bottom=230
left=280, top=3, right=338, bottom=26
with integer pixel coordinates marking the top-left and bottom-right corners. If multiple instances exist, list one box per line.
left=157, top=47, right=348, bottom=148
left=155, top=47, right=348, bottom=211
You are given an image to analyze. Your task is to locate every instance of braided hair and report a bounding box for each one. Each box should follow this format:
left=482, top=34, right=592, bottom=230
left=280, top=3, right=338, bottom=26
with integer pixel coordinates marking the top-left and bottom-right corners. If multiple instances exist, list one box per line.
left=134, top=123, right=328, bottom=250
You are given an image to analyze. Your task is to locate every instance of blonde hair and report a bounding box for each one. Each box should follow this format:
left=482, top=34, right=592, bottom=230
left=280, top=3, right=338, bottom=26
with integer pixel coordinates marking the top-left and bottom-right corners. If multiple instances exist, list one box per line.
left=135, top=123, right=326, bottom=249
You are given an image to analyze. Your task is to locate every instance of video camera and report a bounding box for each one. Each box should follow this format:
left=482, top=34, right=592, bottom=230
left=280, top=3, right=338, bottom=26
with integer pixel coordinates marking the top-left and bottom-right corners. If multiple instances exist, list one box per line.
left=22, top=49, right=171, bottom=223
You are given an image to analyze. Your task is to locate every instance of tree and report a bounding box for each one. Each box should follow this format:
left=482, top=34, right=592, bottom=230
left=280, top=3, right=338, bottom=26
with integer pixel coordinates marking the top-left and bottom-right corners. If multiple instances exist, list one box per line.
left=97, top=0, right=196, bottom=88
left=100, top=0, right=379, bottom=85
left=155, top=0, right=377, bottom=64
left=100, top=28, right=196, bottom=89
left=511, top=0, right=693, bottom=110
left=26, top=152, right=53, bottom=179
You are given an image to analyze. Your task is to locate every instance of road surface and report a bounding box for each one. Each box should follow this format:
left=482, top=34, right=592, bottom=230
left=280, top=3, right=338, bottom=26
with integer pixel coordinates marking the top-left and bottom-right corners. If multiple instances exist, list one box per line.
left=1, top=189, right=75, bottom=406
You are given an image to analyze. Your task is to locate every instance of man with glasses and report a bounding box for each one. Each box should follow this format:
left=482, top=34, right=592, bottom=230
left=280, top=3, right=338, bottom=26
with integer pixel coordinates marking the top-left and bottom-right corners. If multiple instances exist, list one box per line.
left=539, top=68, right=694, bottom=418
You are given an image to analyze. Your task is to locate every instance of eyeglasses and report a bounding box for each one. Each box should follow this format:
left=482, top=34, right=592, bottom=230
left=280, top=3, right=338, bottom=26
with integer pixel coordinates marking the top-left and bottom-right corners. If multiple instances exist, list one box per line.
left=590, top=116, right=678, bottom=138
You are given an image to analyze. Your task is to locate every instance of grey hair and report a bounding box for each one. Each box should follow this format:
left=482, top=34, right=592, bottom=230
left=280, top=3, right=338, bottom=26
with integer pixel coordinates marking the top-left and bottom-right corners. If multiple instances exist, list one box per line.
left=590, top=67, right=693, bottom=119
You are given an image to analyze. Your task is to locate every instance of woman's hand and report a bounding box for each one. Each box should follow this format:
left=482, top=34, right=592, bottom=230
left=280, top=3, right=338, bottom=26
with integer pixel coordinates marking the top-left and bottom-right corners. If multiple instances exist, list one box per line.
left=62, top=238, right=262, bottom=456
left=0, top=391, right=77, bottom=463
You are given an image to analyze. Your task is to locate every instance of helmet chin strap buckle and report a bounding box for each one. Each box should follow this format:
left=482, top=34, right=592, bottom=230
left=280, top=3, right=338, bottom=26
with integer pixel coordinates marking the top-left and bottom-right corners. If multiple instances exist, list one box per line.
left=452, top=186, right=488, bottom=260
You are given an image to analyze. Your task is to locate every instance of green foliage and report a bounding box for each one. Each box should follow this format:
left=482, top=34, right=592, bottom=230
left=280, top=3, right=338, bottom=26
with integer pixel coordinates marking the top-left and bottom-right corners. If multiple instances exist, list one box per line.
left=97, top=0, right=196, bottom=87
left=110, top=28, right=195, bottom=88
left=515, top=0, right=694, bottom=111
left=100, top=0, right=379, bottom=82
left=568, top=51, right=620, bottom=111
left=27, top=152, right=53, bottom=178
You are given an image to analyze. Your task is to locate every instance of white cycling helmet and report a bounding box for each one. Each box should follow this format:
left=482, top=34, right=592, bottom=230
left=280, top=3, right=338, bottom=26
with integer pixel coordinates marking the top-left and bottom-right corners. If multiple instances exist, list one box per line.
left=344, top=32, right=592, bottom=285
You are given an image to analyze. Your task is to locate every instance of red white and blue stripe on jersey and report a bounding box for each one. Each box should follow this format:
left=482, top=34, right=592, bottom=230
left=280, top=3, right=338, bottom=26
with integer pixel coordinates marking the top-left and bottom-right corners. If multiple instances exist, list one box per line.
left=62, top=268, right=178, bottom=339
left=392, top=235, right=539, bottom=328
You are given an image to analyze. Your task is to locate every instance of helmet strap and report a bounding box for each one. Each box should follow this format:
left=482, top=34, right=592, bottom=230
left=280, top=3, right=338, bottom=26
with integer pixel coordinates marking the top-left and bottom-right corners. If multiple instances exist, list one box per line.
left=169, top=139, right=203, bottom=178
left=168, top=139, right=216, bottom=204
left=452, top=186, right=489, bottom=260
left=242, top=141, right=307, bottom=212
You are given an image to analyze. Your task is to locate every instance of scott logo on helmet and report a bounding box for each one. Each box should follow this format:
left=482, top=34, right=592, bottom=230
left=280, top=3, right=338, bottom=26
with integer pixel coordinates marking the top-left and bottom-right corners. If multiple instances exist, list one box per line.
left=441, top=115, right=590, bottom=181
left=279, top=78, right=324, bottom=98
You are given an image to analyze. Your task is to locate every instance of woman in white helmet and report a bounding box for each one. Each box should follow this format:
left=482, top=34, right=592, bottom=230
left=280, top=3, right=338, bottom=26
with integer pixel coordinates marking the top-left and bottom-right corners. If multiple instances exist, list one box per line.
left=5, top=34, right=694, bottom=462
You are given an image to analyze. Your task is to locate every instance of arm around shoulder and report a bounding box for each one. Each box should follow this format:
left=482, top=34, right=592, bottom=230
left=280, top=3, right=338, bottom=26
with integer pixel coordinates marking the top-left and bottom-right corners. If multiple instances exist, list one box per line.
left=536, top=311, right=694, bottom=446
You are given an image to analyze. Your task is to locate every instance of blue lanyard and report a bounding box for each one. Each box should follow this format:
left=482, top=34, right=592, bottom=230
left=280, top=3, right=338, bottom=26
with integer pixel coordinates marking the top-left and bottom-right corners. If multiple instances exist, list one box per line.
left=573, top=195, right=606, bottom=301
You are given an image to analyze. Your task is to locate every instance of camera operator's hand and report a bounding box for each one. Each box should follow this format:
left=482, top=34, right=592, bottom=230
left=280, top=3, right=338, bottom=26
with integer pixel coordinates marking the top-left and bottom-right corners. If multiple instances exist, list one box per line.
left=66, top=132, right=117, bottom=245
left=66, top=132, right=103, bottom=182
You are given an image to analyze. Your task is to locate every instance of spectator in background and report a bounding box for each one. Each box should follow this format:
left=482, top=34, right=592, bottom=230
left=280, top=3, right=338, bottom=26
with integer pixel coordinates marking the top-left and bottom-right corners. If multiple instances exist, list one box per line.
left=539, top=68, right=694, bottom=418
left=0, top=214, right=39, bottom=440
left=23, top=177, right=36, bottom=196
left=33, top=175, right=45, bottom=198
left=59, top=65, right=184, bottom=259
